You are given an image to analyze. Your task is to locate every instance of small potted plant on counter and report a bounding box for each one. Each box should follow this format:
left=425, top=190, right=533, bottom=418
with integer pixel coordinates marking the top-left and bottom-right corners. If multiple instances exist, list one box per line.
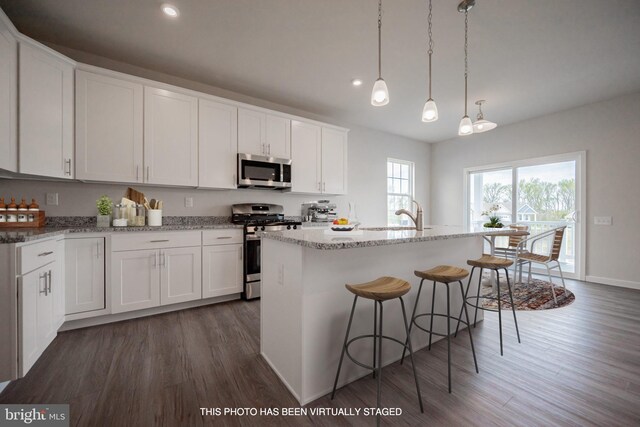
left=482, top=204, right=504, bottom=228
left=96, top=195, right=113, bottom=228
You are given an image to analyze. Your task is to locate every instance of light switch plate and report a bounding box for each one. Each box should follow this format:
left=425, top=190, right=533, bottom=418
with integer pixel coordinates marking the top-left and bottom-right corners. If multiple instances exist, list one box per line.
left=594, top=216, right=612, bottom=225
left=184, top=197, right=194, bottom=208
left=46, top=193, right=59, bottom=206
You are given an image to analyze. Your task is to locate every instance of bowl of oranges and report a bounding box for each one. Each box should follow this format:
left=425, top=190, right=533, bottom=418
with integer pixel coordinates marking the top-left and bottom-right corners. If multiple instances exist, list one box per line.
left=331, top=218, right=354, bottom=232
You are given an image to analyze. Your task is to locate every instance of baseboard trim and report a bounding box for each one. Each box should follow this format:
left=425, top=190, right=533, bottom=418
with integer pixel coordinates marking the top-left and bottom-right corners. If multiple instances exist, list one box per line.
left=586, top=276, right=640, bottom=290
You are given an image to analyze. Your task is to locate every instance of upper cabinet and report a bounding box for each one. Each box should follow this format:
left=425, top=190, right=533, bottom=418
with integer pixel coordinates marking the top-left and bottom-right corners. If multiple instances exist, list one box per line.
left=144, top=86, right=198, bottom=186
left=198, top=98, right=238, bottom=189
left=321, top=127, right=348, bottom=195
left=18, top=40, right=74, bottom=179
left=76, top=70, right=144, bottom=183
left=238, top=108, right=291, bottom=159
left=0, top=11, right=17, bottom=172
left=291, top=120, right=321, bottom=193
left=291, top=120, right=348, bottom=195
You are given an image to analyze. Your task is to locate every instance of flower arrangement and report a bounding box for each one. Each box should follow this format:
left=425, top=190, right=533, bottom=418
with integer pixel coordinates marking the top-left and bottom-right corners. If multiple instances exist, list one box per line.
left=482, top=204, right=504, bottom=228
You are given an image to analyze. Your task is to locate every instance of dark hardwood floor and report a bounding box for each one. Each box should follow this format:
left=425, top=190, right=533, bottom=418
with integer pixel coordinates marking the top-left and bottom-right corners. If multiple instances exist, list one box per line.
left=2, top=277, right=640, bottom=426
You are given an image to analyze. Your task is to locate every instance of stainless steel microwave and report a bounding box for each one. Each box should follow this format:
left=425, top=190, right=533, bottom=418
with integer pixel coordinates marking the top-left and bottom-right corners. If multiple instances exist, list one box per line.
left=237, top=153, right=292, bottom=189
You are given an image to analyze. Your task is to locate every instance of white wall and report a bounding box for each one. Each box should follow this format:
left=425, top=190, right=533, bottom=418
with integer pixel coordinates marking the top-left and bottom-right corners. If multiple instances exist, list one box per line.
left=0, top=44, right=430, bottom=227
left=430, top=92, right=640, bottom=287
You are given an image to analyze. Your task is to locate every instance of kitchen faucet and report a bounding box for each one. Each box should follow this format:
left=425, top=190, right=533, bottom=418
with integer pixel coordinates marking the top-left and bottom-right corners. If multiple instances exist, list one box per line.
left=395, top=199, right=424, bottom=231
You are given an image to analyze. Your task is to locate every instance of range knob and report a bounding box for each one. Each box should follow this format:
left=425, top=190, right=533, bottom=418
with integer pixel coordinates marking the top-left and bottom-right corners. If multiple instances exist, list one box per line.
left=287, top=225, right=291, bottom=230
left=261, top=226, right=266, bottom=231
left=293, top=225, right=298, bottom=230
left=254, top=226, right=259, bottom=232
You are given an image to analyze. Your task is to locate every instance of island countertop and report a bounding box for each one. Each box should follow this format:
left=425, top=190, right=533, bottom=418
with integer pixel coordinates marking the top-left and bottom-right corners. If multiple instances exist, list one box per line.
left=259, top=225, right=516, bottom=250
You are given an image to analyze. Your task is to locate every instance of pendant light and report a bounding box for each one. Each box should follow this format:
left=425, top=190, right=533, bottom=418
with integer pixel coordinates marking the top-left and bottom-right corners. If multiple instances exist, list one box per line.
left=371, top=0, right=389, bottom=106
left=421, top=0, right=438, bottom=122
left=473, top=100, right=497, bottom=132
left=457, top=0, right=474, bottom=136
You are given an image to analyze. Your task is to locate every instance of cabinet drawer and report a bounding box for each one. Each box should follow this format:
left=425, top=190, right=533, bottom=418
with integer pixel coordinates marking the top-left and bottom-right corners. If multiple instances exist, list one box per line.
left=18, top=239, right=58, bottom=275
left=111, top=231, right=201, bottom=252
left=202, top=229, right=243, bottom=246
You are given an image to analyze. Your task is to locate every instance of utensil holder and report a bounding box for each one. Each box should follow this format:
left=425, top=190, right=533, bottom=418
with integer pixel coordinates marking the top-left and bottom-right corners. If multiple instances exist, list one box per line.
left=148, top=209, right=162, bottom=227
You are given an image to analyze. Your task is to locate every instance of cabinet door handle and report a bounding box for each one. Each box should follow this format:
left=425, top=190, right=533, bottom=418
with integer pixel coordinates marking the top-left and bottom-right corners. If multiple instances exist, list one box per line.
left=65, top=159, right=72, bottom=175
left=152, top=253, right=157, bottom=268
left=38, top=251, right=54, bottom=257
left=149, top=239, right=170, bottom=243
left=268, top=144, right=271, bottom=155
left=323, top=182, right=326, bottom=192
left=160, top=252, right=166, bottom=267
left=47, top=270, right=52, bottom=293
left=39, top=273, right=48, bottom=296
left=261, top=144, right=265, bottom=155
left=216, top=236, right=232, bottom=240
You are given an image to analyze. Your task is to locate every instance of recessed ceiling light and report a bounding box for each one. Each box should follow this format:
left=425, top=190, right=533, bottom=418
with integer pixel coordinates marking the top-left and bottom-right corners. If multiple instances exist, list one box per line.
left=162, top=4, right=180, bottom=18
left=351, top=78, right=363, bottom=87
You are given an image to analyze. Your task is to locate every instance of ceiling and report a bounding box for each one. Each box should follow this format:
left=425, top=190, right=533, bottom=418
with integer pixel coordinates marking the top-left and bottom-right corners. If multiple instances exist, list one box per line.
left=1, top=0, right=639, bottom=142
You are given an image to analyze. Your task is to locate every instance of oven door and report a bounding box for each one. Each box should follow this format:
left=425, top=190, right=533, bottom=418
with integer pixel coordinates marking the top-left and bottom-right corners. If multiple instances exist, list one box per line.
left=245, top=234, right=261, bottom=283
left=238, top=153, right=292, bottom=189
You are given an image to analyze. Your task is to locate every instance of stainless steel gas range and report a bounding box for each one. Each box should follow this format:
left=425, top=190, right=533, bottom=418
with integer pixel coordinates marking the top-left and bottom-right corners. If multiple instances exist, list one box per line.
left=231, top=203, right=300, bottom=300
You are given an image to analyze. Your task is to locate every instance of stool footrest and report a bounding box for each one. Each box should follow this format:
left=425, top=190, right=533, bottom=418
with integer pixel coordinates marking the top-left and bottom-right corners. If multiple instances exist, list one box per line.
left=464, top=295, right=513, bottom=313
left=345, top=334, right=410, bottom=371
left=412, top=313, right=469, bottom=337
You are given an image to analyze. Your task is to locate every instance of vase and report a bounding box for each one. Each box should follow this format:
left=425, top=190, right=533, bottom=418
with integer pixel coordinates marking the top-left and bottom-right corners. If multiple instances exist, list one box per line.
left=96, top=214, right=111, bottom=228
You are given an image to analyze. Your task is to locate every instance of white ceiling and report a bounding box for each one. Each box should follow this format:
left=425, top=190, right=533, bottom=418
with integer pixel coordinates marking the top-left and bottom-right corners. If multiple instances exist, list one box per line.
left=1, top=0, right=639, bottom=142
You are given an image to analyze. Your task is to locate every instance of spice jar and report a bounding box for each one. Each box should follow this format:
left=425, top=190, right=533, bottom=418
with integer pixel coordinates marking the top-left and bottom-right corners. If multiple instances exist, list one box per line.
left=0, top=197, right=6, bottom=223
left=28, top=199, right=40, bottom=222
left=7, top=197, right=18, bottom=223
left=134, top=204, right=146, bottom=226
left=17, top=198, right=29, bottom=222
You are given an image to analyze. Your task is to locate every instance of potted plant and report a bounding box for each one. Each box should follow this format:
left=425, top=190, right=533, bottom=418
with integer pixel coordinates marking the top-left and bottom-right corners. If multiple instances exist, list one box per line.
left=482, top=204, right=504, bottom=228
left=96, top=195, right=113, bottom=228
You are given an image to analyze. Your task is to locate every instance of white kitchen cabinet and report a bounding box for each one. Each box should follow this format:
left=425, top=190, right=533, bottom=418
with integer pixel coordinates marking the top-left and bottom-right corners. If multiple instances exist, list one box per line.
left=202, top=243, right=243, bottom=298
left=0, top=11, right=17, bottom=172
left=198, top=98, right=238, bottom=189
left=291, top=121, right=348, bottom=195
left=321, top=127, right=348, bottom=195
left=111, top=249, right=160, bottom=313
left=65, top=237, right=105, bottom=315
left=18, top=39, right=74, bottom=179
left=144, top=86, right=198, bottom=186
left=76, top=70, right=144, bottom=183
left=160, top=246, right=202, bottom=305
left=53, top=239, right=65, bottom=329
left=238, top=108, right=291, bottom=158
left=291, top=120, right=322, bottom=193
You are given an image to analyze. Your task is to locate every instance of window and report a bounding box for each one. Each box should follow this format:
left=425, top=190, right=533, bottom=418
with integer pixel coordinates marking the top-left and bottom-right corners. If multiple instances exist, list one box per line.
left=387, top=158, right=414, bottom=226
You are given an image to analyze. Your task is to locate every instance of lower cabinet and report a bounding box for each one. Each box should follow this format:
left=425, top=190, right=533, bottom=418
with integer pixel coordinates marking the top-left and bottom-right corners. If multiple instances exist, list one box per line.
left=19, top=262, right=59, bottom=376
left=111, top=246, right=202, bottom=314
left=65, top=237, right=105, bottom=315
left=203, top=243, right=243, bottom=298
left=161, top=246, right=202, bottom=305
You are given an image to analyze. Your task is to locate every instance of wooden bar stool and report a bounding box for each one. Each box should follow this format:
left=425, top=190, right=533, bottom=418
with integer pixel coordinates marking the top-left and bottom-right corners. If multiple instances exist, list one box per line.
left=400, top=265, right=479, bottom=393
left=455, top=255, right=521, bottom=356
left=331, top=276, right=423, bottom=426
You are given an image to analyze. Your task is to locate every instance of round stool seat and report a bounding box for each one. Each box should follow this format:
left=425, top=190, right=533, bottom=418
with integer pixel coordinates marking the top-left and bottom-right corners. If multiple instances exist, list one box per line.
left=345, top=276, right=411, bottom=301
left=467, top=254, right=513, bottom=269
left=414, top=265, right=469, bottom=283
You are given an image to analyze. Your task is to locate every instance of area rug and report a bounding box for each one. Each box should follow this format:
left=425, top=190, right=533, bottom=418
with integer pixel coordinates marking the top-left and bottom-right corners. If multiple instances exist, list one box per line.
left=480, top=278, right=575, bottom=310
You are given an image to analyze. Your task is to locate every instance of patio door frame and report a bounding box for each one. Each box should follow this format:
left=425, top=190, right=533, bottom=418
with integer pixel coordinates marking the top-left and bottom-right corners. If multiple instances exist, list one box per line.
left=463, top=151, right=587, bottom=280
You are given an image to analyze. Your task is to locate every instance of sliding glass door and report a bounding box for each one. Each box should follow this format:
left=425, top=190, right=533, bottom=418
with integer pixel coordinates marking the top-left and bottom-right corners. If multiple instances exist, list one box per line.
left=465, top=153, right=585, bottom=279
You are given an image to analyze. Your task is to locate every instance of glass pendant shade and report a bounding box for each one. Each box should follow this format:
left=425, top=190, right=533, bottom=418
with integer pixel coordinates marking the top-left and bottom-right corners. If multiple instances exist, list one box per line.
left=458, top=115, right=474, bottom=136
left=421, top=99, right=438, bottom=122
left=371, top=78, right=389, bottom=106
left=473, top=119, right=497, bottom=133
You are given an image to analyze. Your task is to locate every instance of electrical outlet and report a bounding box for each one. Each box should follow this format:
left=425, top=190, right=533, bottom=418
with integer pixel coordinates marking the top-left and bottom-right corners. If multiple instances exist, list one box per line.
left=594, top=216, right=612, bottom=225
left=45, top=193, right=58, bottom=206
left=184, top=197, right=194, bottom=208
left=278, top=264, right=284, bottom=285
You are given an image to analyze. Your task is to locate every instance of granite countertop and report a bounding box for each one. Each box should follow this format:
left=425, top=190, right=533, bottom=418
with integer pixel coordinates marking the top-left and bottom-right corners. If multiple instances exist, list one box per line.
left=0, top=221, right=242, bottom=244
left=260, top=225, right=517, bottom=250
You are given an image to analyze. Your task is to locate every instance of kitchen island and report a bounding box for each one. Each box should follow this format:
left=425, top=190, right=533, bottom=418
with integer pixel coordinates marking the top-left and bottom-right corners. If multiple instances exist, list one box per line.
left=260, top=225, right=514, bottom=405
